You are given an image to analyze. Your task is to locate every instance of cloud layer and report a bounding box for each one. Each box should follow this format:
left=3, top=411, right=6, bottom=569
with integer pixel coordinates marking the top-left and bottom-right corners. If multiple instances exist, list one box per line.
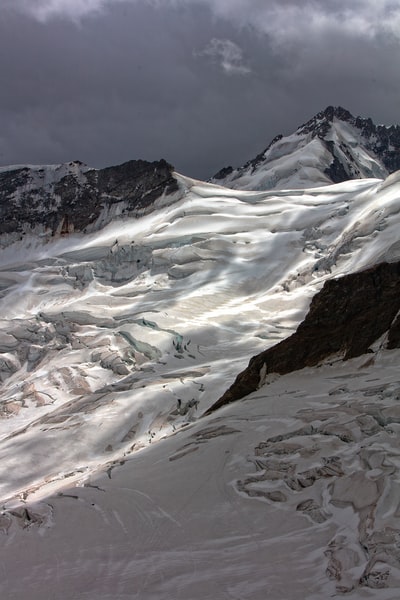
left=9, top=0, right=400, bottom=42
left=1, top=0, right=399, bottom=179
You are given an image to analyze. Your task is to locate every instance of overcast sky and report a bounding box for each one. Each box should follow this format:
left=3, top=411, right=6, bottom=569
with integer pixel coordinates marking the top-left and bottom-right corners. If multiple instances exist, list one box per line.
left=1, top=0, right=399, bottom=179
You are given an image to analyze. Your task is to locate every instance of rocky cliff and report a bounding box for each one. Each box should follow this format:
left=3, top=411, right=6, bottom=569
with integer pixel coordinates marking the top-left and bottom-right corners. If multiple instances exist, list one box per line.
left=0, top=158, right=178, bottom=237
left=206, top=260, right=400, bottom=414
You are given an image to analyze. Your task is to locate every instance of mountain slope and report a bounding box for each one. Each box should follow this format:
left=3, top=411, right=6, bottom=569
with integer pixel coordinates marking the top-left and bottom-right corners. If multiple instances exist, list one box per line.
left=2, top=332, right=400, bottom=598
left=211, top=106, right=400, bottom=190
left=0, top=157, right=400, bottom=597
left=0, top=158, right=178, bottom=237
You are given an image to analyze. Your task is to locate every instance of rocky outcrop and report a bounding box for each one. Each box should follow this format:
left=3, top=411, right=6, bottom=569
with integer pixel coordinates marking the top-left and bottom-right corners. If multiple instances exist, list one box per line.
left=0, top=158, right=178, bottom=236
left=206, top=261, right=400, bottom=414
left=212, top=165, right=234, bottom=180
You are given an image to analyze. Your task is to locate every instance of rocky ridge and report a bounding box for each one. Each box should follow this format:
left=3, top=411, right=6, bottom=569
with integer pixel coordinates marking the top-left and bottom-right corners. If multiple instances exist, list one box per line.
left=206, top=260, right=400, bottom=414
left=0, top=158, right=178, bottom=239
left=211, top=106, right=400, bottom=190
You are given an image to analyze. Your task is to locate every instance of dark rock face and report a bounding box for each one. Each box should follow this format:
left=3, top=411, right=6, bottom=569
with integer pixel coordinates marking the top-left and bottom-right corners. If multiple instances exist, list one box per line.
left=212, top=166, right=234, bottom=180
left=323, top=140, right=352, bottom=183
left=387, top=312, right=400, bottom=349
left=206, top=261, right=400, bottom=414
left=0, top=159, right=178, bottom=236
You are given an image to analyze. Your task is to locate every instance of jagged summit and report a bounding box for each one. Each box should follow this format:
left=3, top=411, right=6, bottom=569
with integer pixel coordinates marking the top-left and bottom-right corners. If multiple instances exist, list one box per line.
left=297, top=105, right=355, bottom=136
left=211, top=106, right=400, bottom=190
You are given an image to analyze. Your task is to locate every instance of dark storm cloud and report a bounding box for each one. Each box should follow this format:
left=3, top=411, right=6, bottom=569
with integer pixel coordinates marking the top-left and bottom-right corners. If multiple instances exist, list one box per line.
left=1, top=0, right=400, bottom=179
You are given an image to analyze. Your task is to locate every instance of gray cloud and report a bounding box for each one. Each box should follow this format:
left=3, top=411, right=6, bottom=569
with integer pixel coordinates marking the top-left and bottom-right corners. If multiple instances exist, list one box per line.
left=206, top=0, right=400, bottom=41
left=1, top=0, right=400, bottom=179
left=4, top=0, right=109, bottom=22
left=196, top=38, right=251, bottom=75
left=9, top=0, right=400, bottom=42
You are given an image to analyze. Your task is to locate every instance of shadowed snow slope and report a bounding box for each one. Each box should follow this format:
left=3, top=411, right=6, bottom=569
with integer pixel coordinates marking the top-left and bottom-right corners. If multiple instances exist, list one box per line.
left=0, top=165, right=400, bottom=598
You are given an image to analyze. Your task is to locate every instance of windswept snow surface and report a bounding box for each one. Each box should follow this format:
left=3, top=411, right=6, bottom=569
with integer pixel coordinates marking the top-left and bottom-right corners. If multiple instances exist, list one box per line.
left=3, top=351, right=400, bottom=599
left=1, top=171, right=400, bottom=597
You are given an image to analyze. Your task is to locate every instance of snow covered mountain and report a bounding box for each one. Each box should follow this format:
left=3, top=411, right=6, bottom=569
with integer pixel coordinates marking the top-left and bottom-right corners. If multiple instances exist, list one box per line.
left=0, top=158, right=177, bottom=238
left=211, top=106, right=400, bottom=190
left=0, top=139, right=400, bottom=597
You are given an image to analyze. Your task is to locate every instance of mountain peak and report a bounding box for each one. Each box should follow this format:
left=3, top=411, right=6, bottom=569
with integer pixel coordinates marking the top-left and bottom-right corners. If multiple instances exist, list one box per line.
left=298, top=105, right=354, bottom=136
left=310, top=105, right=354, bottom=124
left=324, top=105, right=353, bottom=120
left=211, top=107, right=400, bottom=190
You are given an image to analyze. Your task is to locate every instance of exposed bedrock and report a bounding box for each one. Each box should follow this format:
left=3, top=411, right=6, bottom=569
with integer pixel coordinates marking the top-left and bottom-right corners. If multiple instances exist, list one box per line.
left=0, top=158, right=178, bottom=236
left=206, top=260, right=400, bottom=414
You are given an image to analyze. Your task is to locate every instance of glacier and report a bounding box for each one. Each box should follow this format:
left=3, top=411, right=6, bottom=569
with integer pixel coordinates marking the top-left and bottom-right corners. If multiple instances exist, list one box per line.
left=0, top=162, right=399, bottom=598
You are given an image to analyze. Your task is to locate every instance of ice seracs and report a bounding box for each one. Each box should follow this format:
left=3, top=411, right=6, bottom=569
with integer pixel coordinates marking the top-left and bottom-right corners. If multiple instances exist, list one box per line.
left=0, top=165, right=399, bottom=505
